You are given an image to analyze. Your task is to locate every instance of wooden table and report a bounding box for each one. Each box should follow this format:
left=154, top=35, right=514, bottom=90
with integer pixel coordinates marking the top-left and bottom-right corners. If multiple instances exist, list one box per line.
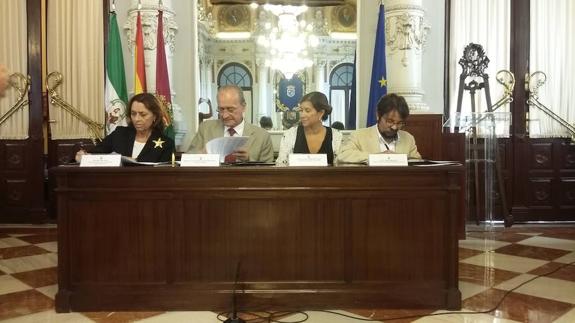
left=52, top=165, right=463, bottom=312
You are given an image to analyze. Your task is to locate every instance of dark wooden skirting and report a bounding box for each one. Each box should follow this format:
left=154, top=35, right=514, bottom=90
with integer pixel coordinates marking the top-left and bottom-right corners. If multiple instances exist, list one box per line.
left=0, top=140, right=47, bottom=223
left=53, top=166, right=463, bottom=312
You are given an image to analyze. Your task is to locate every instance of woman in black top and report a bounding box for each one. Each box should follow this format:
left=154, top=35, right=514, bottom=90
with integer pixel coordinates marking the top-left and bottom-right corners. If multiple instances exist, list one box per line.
left=276, top=92, right=342, bottom=166
left=76, top=93, right=175, bottom=163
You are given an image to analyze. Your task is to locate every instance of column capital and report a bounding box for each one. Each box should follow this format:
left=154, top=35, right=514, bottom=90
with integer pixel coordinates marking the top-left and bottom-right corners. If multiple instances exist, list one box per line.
left=123, top=2, right=179, bottom=54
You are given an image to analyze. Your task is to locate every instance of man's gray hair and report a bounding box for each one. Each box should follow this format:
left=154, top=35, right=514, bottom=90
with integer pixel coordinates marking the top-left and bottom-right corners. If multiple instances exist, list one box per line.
left=218, top=84, right=246, bottom=106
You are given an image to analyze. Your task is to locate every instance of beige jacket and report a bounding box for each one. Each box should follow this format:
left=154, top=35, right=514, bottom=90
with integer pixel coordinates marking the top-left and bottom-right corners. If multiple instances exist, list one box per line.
left=188, top=119, right=274, bottom=163
left=338, top=125, right=421, bottom=163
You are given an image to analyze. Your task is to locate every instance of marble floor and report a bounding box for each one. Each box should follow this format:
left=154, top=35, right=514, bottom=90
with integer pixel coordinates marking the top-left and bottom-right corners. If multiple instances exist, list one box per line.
left=0, top=224, right=574, bottom=323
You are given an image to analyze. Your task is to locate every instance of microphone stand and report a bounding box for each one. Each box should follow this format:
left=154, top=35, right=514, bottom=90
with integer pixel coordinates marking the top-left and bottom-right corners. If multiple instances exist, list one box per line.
left=224, top=261, right=245, bottom=323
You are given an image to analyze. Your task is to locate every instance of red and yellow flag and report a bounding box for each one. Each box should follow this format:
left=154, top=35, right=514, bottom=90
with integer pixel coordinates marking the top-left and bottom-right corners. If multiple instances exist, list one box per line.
left=134, top=11, right=147, bottom=94
left=155, top=9, right=174, bottom=139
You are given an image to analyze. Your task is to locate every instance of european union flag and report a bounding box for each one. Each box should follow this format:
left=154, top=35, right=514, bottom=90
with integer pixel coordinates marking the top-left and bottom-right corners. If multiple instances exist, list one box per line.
left=367, top=4, right=387, bottom=127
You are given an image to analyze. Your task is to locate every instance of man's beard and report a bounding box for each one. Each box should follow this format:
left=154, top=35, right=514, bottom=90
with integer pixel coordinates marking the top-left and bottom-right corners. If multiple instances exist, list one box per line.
left=380, top=130, right=398, bottom=141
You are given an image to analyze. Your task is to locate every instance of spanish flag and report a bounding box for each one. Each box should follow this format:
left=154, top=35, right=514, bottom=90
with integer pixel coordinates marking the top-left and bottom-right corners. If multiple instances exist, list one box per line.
left=134, top=10, right=147, bottom=94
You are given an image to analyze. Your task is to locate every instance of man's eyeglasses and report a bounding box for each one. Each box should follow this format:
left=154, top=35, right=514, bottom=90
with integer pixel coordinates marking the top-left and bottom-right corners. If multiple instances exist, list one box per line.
left=383, top=118, right=406, bottom=128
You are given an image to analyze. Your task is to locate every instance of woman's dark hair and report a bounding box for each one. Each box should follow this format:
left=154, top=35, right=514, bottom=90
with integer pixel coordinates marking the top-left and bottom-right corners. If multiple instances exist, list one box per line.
left=127, top=93, right=165, bottom=132
left=300, top=91, right=332, bottom=121
left=376, top=93, right=410, bottom=120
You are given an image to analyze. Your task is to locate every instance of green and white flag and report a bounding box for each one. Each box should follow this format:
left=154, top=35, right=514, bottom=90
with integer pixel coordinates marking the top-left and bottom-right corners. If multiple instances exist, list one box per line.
left=105, top=11, right=128, bottom=134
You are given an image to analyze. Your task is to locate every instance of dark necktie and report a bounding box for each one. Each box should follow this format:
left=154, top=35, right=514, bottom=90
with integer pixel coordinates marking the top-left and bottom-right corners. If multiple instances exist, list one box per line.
left=224, top=128, right=237, bottom=163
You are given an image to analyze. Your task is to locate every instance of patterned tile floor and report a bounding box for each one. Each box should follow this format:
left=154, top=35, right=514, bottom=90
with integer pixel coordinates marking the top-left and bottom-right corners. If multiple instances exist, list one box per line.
left=0, top=224, right=574, bottom=323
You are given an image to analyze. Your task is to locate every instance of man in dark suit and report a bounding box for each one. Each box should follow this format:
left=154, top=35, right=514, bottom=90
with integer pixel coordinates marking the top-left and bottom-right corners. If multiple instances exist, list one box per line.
left=188, top=85, right=274, bottom=163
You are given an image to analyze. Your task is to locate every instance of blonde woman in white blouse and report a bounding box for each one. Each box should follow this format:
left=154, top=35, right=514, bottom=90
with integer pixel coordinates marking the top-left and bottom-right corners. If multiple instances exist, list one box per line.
left=276, top=92, right=343, bottom=166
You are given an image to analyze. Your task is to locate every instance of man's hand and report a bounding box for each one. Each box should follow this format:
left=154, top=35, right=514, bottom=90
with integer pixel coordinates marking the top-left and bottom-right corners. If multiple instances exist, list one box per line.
left=75, top=149, right=87, bottom=163
left=233, top=149, right=249, bottom=161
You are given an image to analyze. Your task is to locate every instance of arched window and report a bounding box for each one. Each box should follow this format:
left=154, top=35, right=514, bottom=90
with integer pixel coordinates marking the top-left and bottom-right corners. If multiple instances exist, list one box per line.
left=329, top=63, right=354, bottom=129
left=217, top=63, right=254, bottom=123
left=218, top=63, right=253, bottom=89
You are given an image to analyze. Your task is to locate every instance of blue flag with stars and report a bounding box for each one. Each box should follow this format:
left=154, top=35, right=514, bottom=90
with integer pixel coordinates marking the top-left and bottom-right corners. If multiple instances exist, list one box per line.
left=367, top=4, right=387, bottom=127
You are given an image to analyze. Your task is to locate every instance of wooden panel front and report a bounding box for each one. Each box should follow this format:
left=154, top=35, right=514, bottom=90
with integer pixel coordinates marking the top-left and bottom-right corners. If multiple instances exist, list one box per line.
left=403, top=114, right=443, bottom=160
left=53, top=166, right=463, bottom=312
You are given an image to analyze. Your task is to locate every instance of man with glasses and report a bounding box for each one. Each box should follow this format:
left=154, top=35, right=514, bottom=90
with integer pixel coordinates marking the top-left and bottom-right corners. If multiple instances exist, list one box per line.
left=188, top=84, right=274, bottom=163
left=338, top=93, right=421, bottom=163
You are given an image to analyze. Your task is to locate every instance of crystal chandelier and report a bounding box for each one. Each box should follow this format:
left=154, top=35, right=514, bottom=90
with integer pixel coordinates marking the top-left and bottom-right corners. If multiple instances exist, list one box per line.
left=257, top=5, right=319, bottom=79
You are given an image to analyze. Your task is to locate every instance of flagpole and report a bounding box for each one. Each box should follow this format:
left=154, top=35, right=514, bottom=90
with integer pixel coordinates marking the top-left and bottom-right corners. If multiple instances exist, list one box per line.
left=111, top=0, right=116, bottom=12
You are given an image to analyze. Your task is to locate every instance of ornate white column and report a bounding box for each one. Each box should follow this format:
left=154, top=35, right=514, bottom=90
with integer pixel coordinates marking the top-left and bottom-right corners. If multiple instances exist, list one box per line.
left=124, top=0, right=177, bottom=95
left=314, top=58, right=327, bottom=94
left=256, top=57, right=270, bottom=119
left=385, top=0, right=430, bottom=112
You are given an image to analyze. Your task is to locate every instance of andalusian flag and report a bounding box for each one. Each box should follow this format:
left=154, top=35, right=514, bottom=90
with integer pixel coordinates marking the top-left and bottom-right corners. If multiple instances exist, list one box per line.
left=134, top=10, right=147, bottom=94
left=367, top=4, right=387, bottom=127
left=105, top=10, right=128, bottom=134
left=156, top=9, right=174, bottom=139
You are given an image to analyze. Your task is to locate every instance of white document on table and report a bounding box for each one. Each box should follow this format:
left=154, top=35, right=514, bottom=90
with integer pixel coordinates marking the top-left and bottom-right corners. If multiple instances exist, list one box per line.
left=206, top=136, right=249, bottom=162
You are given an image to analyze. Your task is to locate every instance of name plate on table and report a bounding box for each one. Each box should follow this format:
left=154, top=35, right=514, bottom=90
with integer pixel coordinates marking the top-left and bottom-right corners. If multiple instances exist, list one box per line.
left=368, top=153, right=408, bottom=166
left=288, top=154, right=328, bottom=166
left=80, top=154, right=121, bottom=167
left=180, top=154, right=220, bottom=167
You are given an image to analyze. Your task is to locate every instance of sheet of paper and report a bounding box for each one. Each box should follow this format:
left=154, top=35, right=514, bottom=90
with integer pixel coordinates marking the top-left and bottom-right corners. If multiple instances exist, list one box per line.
left=206, top=136, right=249, bottom=162
left=120, top=156, right=169, bottom=166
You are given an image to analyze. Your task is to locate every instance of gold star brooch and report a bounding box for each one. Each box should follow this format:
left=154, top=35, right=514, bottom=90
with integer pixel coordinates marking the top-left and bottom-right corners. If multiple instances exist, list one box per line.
left=153, top=138, right=165, bottom=148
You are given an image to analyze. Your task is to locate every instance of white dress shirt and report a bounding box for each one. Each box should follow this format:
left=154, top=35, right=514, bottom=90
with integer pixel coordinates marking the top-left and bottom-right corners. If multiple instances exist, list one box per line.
left=224, top=119, right=245, bottom=137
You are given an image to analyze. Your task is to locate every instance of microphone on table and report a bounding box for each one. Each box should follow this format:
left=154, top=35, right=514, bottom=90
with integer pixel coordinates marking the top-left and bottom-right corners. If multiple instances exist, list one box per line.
left=224, top=260, right=245, bottom=323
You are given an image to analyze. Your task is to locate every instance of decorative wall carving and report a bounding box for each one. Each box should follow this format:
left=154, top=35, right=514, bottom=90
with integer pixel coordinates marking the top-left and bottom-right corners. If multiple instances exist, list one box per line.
left=385, top=13, right=429, bottom=54
left=560, top=179, right=575, bottom=204
left=124, top=8, right=178, bottom=54
left=562, top=142, right=575, bottom=168
left=312, top=8, right=329, bottom=35
left=5, top=143, right=25, bottom=170
left=5, top=179, right=25, bottom=203
left=330, top=4, right=356, bottom=32
left=530, top=143, right=553, bottom=169
left=217, top=5, right=250, bottom=31
left=529, top=179, right=552, bottom=204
